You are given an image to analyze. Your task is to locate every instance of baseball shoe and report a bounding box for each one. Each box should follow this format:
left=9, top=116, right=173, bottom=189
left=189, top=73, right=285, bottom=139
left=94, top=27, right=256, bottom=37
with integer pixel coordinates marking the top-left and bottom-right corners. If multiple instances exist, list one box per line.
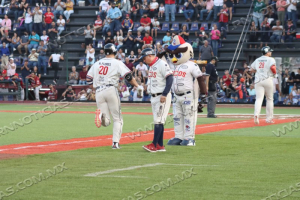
left=142, top=143, right=157, bottom=152
left=254, top=116, right=259, bottom=125
left=94, top=109, right=102, bottom=128
left=266, top=120, right=275, bottom=124
left=112, top=142, right=121, bottom=149
left=156, top=144, right=166, bottom=152
left=180, top=139, right=196, bottom=146
left=167, top=138, right=182, bottom=145
left=207, top=115, right=217, bottom=118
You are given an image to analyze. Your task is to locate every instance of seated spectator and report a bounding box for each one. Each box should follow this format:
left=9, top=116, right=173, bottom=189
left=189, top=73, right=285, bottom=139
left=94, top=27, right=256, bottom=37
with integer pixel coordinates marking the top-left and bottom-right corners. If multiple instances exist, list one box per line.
left=158, top=3, right=165, bottom=19
left=32, top=66, right=41, bottom=79
left=102, top=17, right=111, bottom=37
left=128, top=51, right=136, bottom=63
left=41, top=30, right=49, bottom=45
left=270, top=20, right=283, bottom=43
left=248, top=21, right=258, bottom=48
left=64, top=0, right=74, bottom=23
left=20, top=60, right=30, bottom=83
left=114, top=31, right=124, bottom=50
left=57, top=15, right=65, bottom=38
left=96, top=49, right=106, bottom=61
left=229, top=78, right=238, bottom=102
left=107, top=2, right=122, bottom=36
left=116, top=48, right=125, bottom=62
left=137, top=70, right=145, bottom=83
left=155, top=42, right=164, bottom=54
left=125, top=57, right=134, bottom=71
left=122, top=30, right=134, bottom=54
left=218, top=4, right=229, bottom=40
left=0, top=43, right=10, bottom=70
left=86, top=84, right=96, bottom=101
left=138, top=13, right=151, bottom=33
left=24, top=8, right=33, bottom=35
left=85, top=44, right=95, bottom=66
left=93, top=15, right=103, bottom=40
left=44, top=7, right=54, bottom=32
left=104, top=30, right=114, bottom=44
left=62, top=85, right=75, bottom=101
left=10, top=32, right=20, bottom=56
left=184, top=0, right=195, bottom=22
left=37, top=40, right=48, bottom=75
left=39, top=84, right=58, bottom=100
left=53, top=0, right=65, bottom=21
left=83, top=25, right=94, bottom=48
left=7, top=58, right=16, bottom=76
left=79, top=66, right=88, bottom=85
left=162, top=31, right=172, bottom=46
left=290, top=85, right=299, bottom=105
left=26, top=71, right=41, bottom=101
left=179, top=25, right=190, bottom=41
left=99, top=0, right=110, bottom=21
left=151, top=16, right=160, bottom=39
left=285, top=19, right=296, bottom=49
left=200, top=0, right=214, bottom=21
left=235, top=78, right=247, bottom=102
left=133, top=31, right=143, bottom=54
left=196, top=26, right=209, bottom=46
left=260, top=17, right=270, bottom=48
left=77, top=88, right=88, bottom=101
left=135, top=61, right=148, bottom=78
left=68, top=66, right=79, bottom=85
left=121, top=14, right=134, bottom=36
left=33, top=6, right=43, bottom=36
left=0, top=15, right=12, bottom=37
left=149, top=0, right=159, bottom=18
left=142, top=32, right=153, bottom=49
left=28, top=30, right=40, bottom=53
left=247, top=84, right=256, bottom=102
left=28, top=48, right=39, bottom=68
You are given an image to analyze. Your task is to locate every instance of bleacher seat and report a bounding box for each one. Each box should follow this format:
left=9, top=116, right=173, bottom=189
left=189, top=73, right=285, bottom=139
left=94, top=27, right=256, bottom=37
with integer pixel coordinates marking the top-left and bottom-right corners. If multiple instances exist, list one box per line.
left=190, top=23, right=198, bottom=31
left=78, top=57, right=85, bottom=66
left=41, top=7, right=47, bottom=14
left=171, top=23, right=179, bottom=31
left=178, top=6, right=185, bottom=13
left=4, top=8, right=9, bottom=14
left=50, top=7, right=55, bottom=12
left=133, top=23, right=140, bottom=31
left=161, top=23, right=170, bottom=31
left=181, top=23, right=189, bottom=31
left=210, top=22, right=219, bottom=30
left=201, top=22, right=209, bottom=31
left=97, top=40, right=104, bottom=48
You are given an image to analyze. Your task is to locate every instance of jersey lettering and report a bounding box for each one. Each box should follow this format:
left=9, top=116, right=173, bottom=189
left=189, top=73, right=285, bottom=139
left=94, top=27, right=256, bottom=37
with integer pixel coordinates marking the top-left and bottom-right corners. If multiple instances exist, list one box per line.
left=149, top=71, right=157, bottom=78
left=99, top=66, right=108, bottom=75
left=173, top=71, right=186, bottom=77
left=258, top=62, right=265, bottom=69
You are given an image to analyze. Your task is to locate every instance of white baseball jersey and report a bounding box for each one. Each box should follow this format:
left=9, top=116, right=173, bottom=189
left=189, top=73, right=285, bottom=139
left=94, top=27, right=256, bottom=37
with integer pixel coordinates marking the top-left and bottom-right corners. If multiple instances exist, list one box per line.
left=250, top=56, right=276, bottom=83
left=147, top=58, right=173, bottom=94
left=87, top=58, right=131, bottom=88
left=170, top=61, right=203, bottom=94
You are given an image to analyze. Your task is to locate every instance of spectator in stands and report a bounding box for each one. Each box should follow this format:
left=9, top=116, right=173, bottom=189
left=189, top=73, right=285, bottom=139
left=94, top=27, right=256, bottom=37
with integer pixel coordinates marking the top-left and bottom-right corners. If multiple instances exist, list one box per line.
left=76, top=88, right=88, bottom=101
left=85, top=43, right=95, bottom=66
left=7, top=58, right=16, bottom=76
left=0, top=15, right=12, bottom=36
left=296, top=68, right=300, bottom=87
left=79, top=65, right=88, bottom=85
left=104, top=30, right=114, bottom=44
left=62, top=85, right=75, bottom=101
left=236, top=78, right=247, bottom=102
left=102, top=17, right=111, bottom=37
left=158, top=3, right=165, bottom=19
left=10, top=32, right=20, bottom=56
left=196, top=26, right=209, bottom=46
left=200, top=0, right=214, bottom=21
left=213, top=0, right=223, bottom=22
left=224, top=0, right=233, bottom=21
left=151, top=16, right=160, bottom=39
left=42, top=28, right=50, bottom=45
left=99, top=0, right=110, bottom=21
left=116, top=48, right=125, bottom=62
left=229, top=78, right=238, bottom=102
left=33, top=6, right=43, bottom=36
left=39, top=84, right=57, bottom=100
left=134, top=31, right=143, bottom=54
left=64, top=0, right=74, bottom=23
left=247, top=84, right=256, bottom=102
left=141, top=0, right=149, bottom=16
left=276, top=0, right=288, bottom=28
left=48, top=22, right=58, bottom=52
left=162, top=30, right=172, bottom=46
left=273, top=76, right=280, bottom=104
left=199, top=40, right=213, bottom=61
left=128, top=51, right=136, bottom=63
left=135, top=61, right=148, bottom=78
left=93, top=15, right=103, bottom=40
left=125, top=57, right=134, bottom=71
left=138, top=13, right=151, bottom=33
left=210, top=24, right=220, bottom=57
left=179, top=25, right=189, bottom=41
left=183, top=0, right=195, bottom=22
left=0, top=43, right=10, bottom=70
left=270, top=20, right=284, bottom=43
left=68, top=66, right=79, bottom=85
left=290, top=85, right=299, bottom=105
left=96, top=49, right=105, bottom=61
left=24, top=8, right=33, bottom=35
left=8, top=0, right=18, bottom=21
left=248, top=21, right=258, bottom=48
left=218, top=4, right=228, bottom=40
left=252, top=0, right=266, bottom=28
left=130, top=0, right=139, bottom=22
left=149, top=0, right=159, bottom=18
left=107, top=2, right=122, bottom=36
left=287, top=0, right=297, bottom=28
left=260, top=17, right=270, bottom=48
left=121, top=14, right=134, bottom=36
left=37, top=40, right=47, bottom=75
left=120, top=0, right=131, bottom=19
left=83, top=25, right=94, bottom=48
left=142, top=32, right=153, bottom=49
left=28, top=30, right=40, bottom=53
left=53, top=0, right=65, bottom=21
left=26, top=71, right=41, bottom=101
left=222, top=70, right=231, bottom=87
left=20, top=60, right=30, bottom=83
left=48, top=51, right=64, bottom=84
left=114, top=31, right=124, bottom=50
left=28, top=48, right=39, bottom=68
left=56, top=15, right=65, bottom=39
left=32, top=66, right=41, bottom=79
left=165, top=0, right=176, bottom=22
left=266, top=6, right=277, bottom=20
left=285, top=19, right=296, bottom=49
left=132, top=78, right=144, bottom=101
left=118, top=80, right=129, bottom=101
left=44, top=7, right=54, bottom=32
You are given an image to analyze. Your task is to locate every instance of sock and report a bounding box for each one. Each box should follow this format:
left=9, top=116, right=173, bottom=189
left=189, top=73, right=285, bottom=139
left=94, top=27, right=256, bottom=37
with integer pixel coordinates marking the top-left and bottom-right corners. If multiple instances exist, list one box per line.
left=152, top=124, right=163, bottom=147
left=158, top=125, right=164, bottom=147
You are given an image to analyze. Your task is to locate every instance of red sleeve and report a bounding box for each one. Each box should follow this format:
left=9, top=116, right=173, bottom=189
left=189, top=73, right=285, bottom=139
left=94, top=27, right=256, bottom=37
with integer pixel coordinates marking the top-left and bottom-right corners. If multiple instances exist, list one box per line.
left=45, top=91, right=49, bottom=95
left=222, top=75, right=226, bottom=80
left=147, top=18, right=151, bottom=24
left=140, top=18, right=144, bottom=24
left=143, top=37, right=146, bottom=42
left=122, top=20, right=124, bottom=25
left=36, top=77, right=41, bottom=86
left=130, top=19, right=133, bottom=24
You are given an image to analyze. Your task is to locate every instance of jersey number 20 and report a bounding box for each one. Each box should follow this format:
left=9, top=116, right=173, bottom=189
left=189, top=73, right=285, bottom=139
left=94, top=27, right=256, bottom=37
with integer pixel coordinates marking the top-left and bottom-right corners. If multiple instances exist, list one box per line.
left=258, top=62, right=265, bottom=69
left=99, top=66, right=108, bottom=75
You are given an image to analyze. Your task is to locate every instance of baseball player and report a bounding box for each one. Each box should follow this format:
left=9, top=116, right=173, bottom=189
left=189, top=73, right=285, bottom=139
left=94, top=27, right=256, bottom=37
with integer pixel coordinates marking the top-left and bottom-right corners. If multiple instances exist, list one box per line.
left=250, top=46, right=277, bottom=124
left=86, top=43, right=139, bottom=149
left=141, top=48, right=173, bottom=152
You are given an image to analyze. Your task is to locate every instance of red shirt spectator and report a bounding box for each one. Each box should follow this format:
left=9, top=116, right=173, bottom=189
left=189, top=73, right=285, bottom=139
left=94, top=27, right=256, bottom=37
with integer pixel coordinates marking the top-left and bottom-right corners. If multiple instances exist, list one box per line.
left=26, top=73, right=41, bottom=87
left=94, top=18, right=102, bottom=27
left=143, top=34, right=153, bottom=44
left=0, top=70, right=9, bottom=80
left=219, top=7, right=229, bottom=23
left=45, top=87, right=57, bottom=100
left=165, top=0, right=175, bottom=4
left=125, top=60, right=134, bottom=71
left=80, top=66, right=88, bottom=80
left=140, top=16, right=151, bottom=27
left=44, top=11, right=54, bottom=24
left=222, top=71, right=231, bottom=86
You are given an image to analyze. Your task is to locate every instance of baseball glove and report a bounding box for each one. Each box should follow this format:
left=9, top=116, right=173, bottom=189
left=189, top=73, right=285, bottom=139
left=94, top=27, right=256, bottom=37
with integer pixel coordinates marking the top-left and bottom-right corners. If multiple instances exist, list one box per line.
left=197, top=102, right=204, bottom=113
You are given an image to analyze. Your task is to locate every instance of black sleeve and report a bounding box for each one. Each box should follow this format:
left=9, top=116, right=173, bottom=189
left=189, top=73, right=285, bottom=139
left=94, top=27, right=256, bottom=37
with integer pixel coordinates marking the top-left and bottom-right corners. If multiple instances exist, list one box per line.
left=162, top=75, right=173, bottom=96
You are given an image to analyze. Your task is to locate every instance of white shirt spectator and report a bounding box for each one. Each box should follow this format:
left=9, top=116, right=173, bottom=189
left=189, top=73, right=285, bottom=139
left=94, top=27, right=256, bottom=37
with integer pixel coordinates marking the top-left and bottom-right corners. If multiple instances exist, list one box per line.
left=116, top=52, right=125, bottom=62
left=25, top=13, right=33, bottom=24
left=136, top=63, right=148, bottom=77
left=287, top=0, right=297, bottom=11
left=214, top=0, right=223, bottom=6
left=41, top=35, right=49, bottom=45
left=114, top=35, right=124, bottom=45
left=100, top=0, right=109, bottom=11
left=52, top=54, right=61, bottom=62
left=86, top=47, right=95, bottom=59
left=57, top=19, right=65, bottom=27
left=33, top=9, right=43, bottom=23
left=133, top=85, right=144, bottom=101
left=247, top=88, right=256, bottom=96
left=150, top=2, right=159, bottom=10
left=7, top=62, right=16, bottom=76
left=54, top=2, right=66, bottom=11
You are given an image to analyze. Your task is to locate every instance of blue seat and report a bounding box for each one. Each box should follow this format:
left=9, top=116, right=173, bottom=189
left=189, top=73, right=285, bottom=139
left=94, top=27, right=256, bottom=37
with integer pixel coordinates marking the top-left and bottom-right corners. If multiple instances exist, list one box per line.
left=178, top=5, right=185, bottom=13
left=78, top=57, right=86, bottom=66
left=190, top=23, right=198, bottom=31
left=4, top=8, right=10, bottom=14
left=181, top=23, right=189, bottom=31
left=171, top=23, right=179, bottom=31
left=41, top=7, right=47, bottom=14
left=14, top=57, right=21, bottom=66
left=210, top=22, right=219, bottom=30
left=97, top=40, right=104, bottom=48
left=155, top=39, right=162, bottom=45
left=201, top=22, right=209, bottom=31
left=161, top=23, right=169, bottom=31
left=13, top=23, right=20, bottom=29
left=50, top=7, right=55, bottom=12
left=133, top=22, right=140, bottom=31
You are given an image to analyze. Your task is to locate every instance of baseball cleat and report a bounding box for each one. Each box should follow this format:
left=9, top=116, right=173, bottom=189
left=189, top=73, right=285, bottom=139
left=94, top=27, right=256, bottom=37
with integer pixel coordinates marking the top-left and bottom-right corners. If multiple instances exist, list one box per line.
left=142, top=143, right=157, bottom=152
left=112, top=142, right=121, bottom=149
left=94, top=109, right=102, bottom=128
left=180, top=139, right=196, bottom=146
left=156, top=144, right=166, bottom=152
left=254, top=116, right=259, bottom=125
left=266, top=120, right=275, bottom=124
left=167, top=138, right=182, bottom=145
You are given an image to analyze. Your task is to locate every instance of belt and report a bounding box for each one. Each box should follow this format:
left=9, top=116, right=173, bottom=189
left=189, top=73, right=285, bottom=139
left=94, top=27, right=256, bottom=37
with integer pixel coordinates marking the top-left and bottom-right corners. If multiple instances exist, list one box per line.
left=96, top=84, right=114, bottom=90
left=175, top=91, right=191, bottom=96
left=151, top=93, right=162, bottom=97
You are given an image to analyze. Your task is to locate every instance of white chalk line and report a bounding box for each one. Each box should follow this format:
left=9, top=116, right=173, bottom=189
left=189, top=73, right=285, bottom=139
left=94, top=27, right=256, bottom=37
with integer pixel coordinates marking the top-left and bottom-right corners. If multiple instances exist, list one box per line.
left=97, top=175, right=148, bottom=178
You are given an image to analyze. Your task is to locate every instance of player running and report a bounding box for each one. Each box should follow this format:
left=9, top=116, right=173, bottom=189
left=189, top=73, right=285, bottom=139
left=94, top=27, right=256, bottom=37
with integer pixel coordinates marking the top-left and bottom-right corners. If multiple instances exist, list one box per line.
left=140, top=48, right=173, bottom=153
left=250, top=46, right=277, bottom=124
left=86, top=43, right=139, bottom=149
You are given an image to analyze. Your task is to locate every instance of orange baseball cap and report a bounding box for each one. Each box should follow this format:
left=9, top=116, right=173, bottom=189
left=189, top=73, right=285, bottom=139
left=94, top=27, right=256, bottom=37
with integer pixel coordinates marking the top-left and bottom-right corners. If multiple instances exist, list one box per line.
left=240, top=78, right=245, bottom=82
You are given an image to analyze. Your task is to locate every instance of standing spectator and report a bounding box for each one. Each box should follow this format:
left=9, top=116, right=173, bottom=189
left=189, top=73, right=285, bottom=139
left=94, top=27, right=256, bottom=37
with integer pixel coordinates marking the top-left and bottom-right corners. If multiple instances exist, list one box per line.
left=56, top=15, right=65, bottom=39
left=285, top=19, right=296, bottom=49
left=130, top=0, right=139, bottom=22
left=138, top=13, right=151, bottom=33
left=42, top=0, right=52, bottom=6
left=83, top=25, right=94, bottom=48
left=102, top=18, right=111, bottom=37
left=287, top=0, right=297, bottom=28
left=0, top=43, right=10, bottom=70
left=37, top=40, right=47, bottom=75
left=107, top=2, right=122, bottom=36
left=99, top=0, right=110, bottom=21
left=149, top=0, right=159, bottom=18
left=121, top=14, right=134, bottom=36
left=133, top=31, right=143, bottom=54
left=79, top=66, right=88, bottom=85
left=260, top=17, right=270, bottom=48
left=270, top=20, right=284, bottom=43
left=236, top=78, right=247, bottom=102
left=48, top=51, right=64, bottom=84
left=151, top=16, right=160, bottom=39
left=33, top=6, right=43, bottom=36
left=20, top=60, right=30, bottom=83
left=28, top=48, right=39, bottom=68
left=199, top=40, right=213, bottom=61
left=218, top=4, right=228, bottom=40
left=222, top=70, right=232, bottom=87
left=120, top=0, right=131, bottom=19
left=44, top=7, right=54, bottom=32
left=116, top=48, right=125, bottom=62
left=0, top=15, right=12, bottom=36
left=210, top=24, right=220, bottom=57
left=18, top=31, right=29, bottom=56
left=8, top=0, right=18, bottom=21
left=85, top=44, right=95, bottom=66
left=252, top=0, right=266, bottom=28
left=32, top=66, right=41, bottom=79
left=162, top=30, right=172, bottom=45
left=68, top=66, right=79, bottom=85
left=183, top=0, right=195, bottom=22
left=24, top=8, right=33, bottom=34
left=140, top=0, right=149, bottom=16
left=26, top=71, right=41, bottom=101
left=64, top=0, right=74, bottom=23
left=165, top=0, right=176, bottom=22
left=114, top=31, right=124, bottom=50
left=224, top=0, right=233, bottom=21
left=28, top=30, right=40, bottom=53
left=53, top=0, right=65, bottom=21
left=6, top=58, right=16, bottom=76
left=123, top=30, right=135, bottom=53
left=276, top=0, right=288, bottom=28
left=10, top=32, right=20, bottom=55
left=196, top=27, right=209, bottom=46
left=48, top=22, right=58, bottom=52
left=142, top=32, right=153, bottom=49
left=93, top=15, right=103, bottom=40
left=248, top=21, right=258, bottom=48
left=179, top=25, right=189, bottom=40
left=213, top=0, right=223, bottom=22
left=158, top=3, right=165, bottom=19
left=200, top=0, right=214, bottom=21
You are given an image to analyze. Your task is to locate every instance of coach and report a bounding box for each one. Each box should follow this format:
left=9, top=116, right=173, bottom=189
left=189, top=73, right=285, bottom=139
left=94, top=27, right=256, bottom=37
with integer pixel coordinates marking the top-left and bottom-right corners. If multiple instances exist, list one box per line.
left=205, top=56, right=219, bottom=118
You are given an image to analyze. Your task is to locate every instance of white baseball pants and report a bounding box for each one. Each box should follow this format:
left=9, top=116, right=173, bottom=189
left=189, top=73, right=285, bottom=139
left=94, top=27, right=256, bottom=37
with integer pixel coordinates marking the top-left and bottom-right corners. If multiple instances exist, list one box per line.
left=151, top=93, right=172, bottom=124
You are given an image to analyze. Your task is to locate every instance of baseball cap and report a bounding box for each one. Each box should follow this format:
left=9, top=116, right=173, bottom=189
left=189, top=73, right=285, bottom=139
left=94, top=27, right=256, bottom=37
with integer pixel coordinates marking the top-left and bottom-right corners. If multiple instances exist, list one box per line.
left=2, top=70, right=7, bottom=74
left=14, top=73, right=19, bottom=77
left=168, top=35, right=186, bottom=51
left=240, top=78, right=245, bottom=83
left=200, top=27, right=205, bottom=31
left=128, top=29, right=132, bottom=32
left=32, top=48, right=36, bottom=51
left=126, top=14, right=129, bottom=17
left=10, top=57, right=14, bottom=60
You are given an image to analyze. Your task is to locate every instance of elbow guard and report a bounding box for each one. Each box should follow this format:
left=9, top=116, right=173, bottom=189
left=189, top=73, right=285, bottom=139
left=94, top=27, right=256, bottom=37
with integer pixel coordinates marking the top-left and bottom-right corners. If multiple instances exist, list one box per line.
left=125, top=73, right=133, bottom=82
left=270, top=65, right=277, bottom=74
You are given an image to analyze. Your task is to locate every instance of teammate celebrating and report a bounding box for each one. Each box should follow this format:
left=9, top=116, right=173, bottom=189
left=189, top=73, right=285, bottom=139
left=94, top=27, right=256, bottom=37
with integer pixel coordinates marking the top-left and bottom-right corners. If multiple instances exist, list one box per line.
left=250, top=46, right=277, bottom=124
left=141, top=48, right=173, bottom=153
left=86, top=43, right=139, bottom=149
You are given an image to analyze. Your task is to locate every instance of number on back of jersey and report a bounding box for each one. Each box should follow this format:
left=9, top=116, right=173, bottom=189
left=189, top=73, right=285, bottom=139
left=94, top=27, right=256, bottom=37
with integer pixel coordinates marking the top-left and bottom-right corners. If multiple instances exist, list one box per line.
left=99, top=65, right=108, bottom=75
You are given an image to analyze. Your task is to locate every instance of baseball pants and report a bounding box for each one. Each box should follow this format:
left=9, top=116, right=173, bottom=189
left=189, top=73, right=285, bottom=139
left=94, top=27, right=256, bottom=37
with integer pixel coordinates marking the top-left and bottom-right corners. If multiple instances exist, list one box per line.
left=96, top=86, right=123, bottom=143
left=151, top=93, right=172, bottom=124
left=254, top=77, right=274, bottom=121
left=207, top=91, right=217, bottom=117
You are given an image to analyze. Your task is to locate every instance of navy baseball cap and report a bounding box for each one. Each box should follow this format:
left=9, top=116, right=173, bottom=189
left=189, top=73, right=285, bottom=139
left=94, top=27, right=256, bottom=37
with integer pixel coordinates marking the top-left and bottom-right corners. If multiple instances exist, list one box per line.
left=139, top=48, right=155, bottom=62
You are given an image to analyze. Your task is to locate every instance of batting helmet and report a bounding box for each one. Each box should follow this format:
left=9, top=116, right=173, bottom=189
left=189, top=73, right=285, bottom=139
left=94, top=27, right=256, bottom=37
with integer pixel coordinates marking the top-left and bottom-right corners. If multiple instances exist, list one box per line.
left=261, top=46, right=273, bottom=55
left=104, top=43, right=117, bottom=55
left=139, top=48, right=156, bottom=61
